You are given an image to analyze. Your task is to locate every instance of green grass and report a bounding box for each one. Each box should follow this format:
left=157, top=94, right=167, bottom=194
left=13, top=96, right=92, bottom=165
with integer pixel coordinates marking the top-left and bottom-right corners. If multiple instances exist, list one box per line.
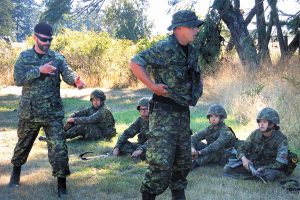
left=1, top=88, right=300, bottom=200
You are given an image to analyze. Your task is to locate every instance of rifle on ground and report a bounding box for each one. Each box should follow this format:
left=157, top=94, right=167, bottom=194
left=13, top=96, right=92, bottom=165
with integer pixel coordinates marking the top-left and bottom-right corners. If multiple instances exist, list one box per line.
left=227, top=158, right=268, bottom=184
left=79, top=151, right=111, bottom=160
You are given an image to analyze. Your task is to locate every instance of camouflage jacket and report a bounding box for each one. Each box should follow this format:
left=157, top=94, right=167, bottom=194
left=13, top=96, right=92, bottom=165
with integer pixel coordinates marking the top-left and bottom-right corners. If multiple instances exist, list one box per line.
left=115, top=117, right=149, bottom=151
left=237, top=129, right=288, bottom=170
left=131, top=34, right=202, bottom=106
left=191, top=122, right=236, bottom=156
left=72, top=103, right=116, bottom=133
left=14, top=47, right=76, bottom=122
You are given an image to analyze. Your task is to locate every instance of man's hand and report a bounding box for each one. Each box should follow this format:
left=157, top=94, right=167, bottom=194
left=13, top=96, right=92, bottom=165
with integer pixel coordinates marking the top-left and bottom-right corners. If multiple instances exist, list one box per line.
left=113, top=147, right=120, bottom=156
left=74, top=76, right=86, bottom=89
left=191, top=147, right=199, bottom=160
left=39, top=62, right=56, bottom=75
left=151, top=84, right=168, bottom=96
left=241, top=156, right=252, bottom=170
left=131, top=150, right=143, bottom=157
left=67, top=118, right=75, bottom=123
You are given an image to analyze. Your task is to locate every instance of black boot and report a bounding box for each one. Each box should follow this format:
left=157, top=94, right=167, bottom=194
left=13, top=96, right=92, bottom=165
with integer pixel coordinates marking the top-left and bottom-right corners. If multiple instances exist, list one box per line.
left=9, top=165, right=21, bottom=187
left=57, top=177, right=67, bottom=198
left=171, top=189, right=186, bottom=200
left=142, top=191, right=156, bottom=200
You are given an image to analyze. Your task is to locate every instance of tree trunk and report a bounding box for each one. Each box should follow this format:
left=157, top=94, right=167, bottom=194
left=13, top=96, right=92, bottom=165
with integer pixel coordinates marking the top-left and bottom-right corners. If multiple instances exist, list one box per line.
left=261, top=16, right=273, bottom=64
left=268, top=0, right=288, bottom=58
left=214, top=0, right=259, bottom=70
left=226, top=6, right=256, bottom=52
left=287, top=32, right=300, bottom=55
left=256, top=0, right=272, bottom=64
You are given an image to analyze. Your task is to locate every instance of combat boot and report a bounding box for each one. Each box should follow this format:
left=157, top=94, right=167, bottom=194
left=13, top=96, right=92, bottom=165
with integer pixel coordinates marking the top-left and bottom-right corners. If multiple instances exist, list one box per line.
left=57, top=177, right=67, bottom=198
left=142, top=191, right=156, bottom=200
left=171, top=189, right=186, bottom=200
left=9, top=165, right=21, bottom=187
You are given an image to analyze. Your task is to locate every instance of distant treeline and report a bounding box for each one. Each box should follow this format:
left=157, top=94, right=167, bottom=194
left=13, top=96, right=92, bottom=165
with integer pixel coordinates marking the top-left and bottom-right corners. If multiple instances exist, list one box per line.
left=0, top=29, right=165, bottom=88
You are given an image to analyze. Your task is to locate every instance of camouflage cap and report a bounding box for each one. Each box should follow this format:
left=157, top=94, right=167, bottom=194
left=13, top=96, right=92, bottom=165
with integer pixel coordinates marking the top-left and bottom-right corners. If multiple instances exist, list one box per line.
left=207, top=104, right=227, bottom=119
left=90, top=89, right=106, bottom=101
left=167, top=10, right=204, bottom=31
left=257, top=107, right=280, bottom=124
left=137, top=97, right=150, bottom=110
left=34, top=22, right=53, bottom=36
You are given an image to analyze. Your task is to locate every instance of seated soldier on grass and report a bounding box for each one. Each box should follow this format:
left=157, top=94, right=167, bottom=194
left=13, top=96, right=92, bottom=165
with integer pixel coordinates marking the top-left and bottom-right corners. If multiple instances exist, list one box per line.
left=191, top=104, right=237, bottom=169
left=112, top=97, right=150, bottom=160
left=223, top=107, right=288, bottom=182
left=39, top=89, right=116, bottom=141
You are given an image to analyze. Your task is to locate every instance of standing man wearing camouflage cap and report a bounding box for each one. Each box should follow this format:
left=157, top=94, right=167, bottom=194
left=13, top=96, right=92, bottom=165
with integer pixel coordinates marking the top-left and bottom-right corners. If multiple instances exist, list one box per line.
left=224, top=107, right=288, bottom=181
left=113, top=97, right=150, bottom=160
left=62, top=89, right=116, bottom=140
left=191, top=104, right=237, bottom=169
left=9, top=22, right=86, bottom=197
left=130, top=10, right=204, bottom=199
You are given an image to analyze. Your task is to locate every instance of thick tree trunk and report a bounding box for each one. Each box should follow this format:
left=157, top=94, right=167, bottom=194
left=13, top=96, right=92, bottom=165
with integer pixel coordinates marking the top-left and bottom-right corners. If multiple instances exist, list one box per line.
left=256, top=0, right=272, bottom=64
left=287, top=32, right=300, bottom=55
left=226, top=6, right=256, bottom=52
left=214, top=0, right=259, bottom=70
left=261, top=16, right=273, bottom=64
left=268, top=0, right=288, bottom=57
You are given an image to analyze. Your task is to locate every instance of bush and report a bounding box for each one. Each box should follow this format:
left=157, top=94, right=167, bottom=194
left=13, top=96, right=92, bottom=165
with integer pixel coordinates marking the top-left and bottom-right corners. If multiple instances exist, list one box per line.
left=0, top=41, right=23, bottom=86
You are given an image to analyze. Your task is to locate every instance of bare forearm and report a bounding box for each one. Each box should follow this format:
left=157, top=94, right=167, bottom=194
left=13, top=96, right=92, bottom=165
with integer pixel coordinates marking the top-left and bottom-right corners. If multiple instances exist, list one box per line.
left=130, top=62, right=155, bottom=91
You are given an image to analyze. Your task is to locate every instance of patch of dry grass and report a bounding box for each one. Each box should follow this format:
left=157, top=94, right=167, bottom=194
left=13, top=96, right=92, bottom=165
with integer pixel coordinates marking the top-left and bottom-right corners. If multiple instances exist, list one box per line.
left=1, top=68, right=300, bottom=199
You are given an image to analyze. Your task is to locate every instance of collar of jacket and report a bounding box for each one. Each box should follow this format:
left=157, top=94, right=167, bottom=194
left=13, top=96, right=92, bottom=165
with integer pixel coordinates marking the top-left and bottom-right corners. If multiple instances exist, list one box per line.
left=31, top=45, right=55, bottom=58
left=258, top=129, right=276, bottom=141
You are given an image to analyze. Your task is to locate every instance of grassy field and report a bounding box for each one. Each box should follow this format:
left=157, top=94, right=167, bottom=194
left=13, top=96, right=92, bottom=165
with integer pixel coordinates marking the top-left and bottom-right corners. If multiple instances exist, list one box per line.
left=0, top=87, right=299, bottom=200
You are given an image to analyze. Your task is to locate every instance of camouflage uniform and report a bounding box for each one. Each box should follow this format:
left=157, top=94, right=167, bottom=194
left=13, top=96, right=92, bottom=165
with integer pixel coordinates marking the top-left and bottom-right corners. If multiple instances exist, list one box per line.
left=65, top=103, right=116, bottom=140
left=114, top=117, right=149, bottom=159
left=132, top=16, right=203, bottom=196
left=192, top=122, right=236, bottom=166
left=11, top=47, right=76, bottom=177
left=224, top=108, right=288, bottom=181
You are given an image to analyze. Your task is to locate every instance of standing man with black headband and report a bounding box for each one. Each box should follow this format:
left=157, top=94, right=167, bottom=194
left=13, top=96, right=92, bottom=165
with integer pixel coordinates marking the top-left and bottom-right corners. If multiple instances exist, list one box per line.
left=130, top=10, right=204, bottom=200
left=9, top=22, right=86, bottom=197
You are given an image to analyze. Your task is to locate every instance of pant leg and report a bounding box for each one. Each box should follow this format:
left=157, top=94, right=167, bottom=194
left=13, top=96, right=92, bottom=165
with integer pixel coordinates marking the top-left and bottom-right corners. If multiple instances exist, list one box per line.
left=140, top=106, right=178, bottom=195
left=119, top=141, right=138, bottom=155
left=224, top=164, right=256, bottom=180
left=44, top=119, right=70, bottom=177
left=64, top=124, right=86, bottom=139
left=194, top=152, right=221, bottom=166
left=262, top=169, right=286, bottom=181
left=169, top=110, right=191, bottom=191
left=11, top=120, right=41, bottom=166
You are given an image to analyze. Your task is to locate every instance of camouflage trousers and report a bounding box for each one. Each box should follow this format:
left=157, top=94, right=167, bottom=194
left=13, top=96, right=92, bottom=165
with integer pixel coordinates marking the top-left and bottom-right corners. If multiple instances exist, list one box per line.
left=223, top=164, right=286, bottom=181
left=140, top=101, right=191, bottom=195
left=119, top=142, right=146, bottom=160
left=11, top=119, right=70, bottom=177
left=65, top=124, right=116, bottom=140
left=193, top=142, right=226, bottom=166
